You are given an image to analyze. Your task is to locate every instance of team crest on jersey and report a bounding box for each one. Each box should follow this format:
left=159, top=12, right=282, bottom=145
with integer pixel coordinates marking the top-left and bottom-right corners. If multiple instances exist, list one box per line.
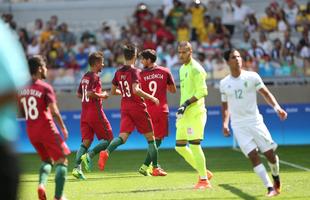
left=244, top=81, right=248, bottom=88
left=121, top=75, right=126, bottom=80
left=187, top=127, right=194, bottom=134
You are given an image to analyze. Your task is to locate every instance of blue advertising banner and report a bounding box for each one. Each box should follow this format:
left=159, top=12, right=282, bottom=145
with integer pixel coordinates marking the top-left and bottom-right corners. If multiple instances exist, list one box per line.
left=16, top=104, right=310, bottom=153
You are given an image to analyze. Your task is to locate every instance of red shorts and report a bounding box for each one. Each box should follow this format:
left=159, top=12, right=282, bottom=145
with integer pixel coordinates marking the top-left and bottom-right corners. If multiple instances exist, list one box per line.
left=120, top=109, right=153, bottom=134
left=149, top=111, right=169, bottom=139
left=28, top=129, right=70, bottom=162
left=80, top=111, right=113, bottom=142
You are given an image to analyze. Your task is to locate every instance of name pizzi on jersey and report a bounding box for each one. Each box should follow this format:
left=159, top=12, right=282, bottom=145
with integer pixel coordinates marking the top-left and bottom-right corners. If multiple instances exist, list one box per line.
left=143, top=73, right=164, bottom=81
left=20, top=88, right=42, bottom=98
left=81, top=79, right=89, bottom=84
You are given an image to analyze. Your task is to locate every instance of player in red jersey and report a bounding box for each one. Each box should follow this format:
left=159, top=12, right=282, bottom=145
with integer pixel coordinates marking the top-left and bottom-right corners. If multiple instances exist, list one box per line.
left=72, top=51, right=113, bottom=179
left=19, top=55, right=70, bottom=200
left=138, top=49, right=176, bottom=176
left=98, top=44, right=167, bottom=176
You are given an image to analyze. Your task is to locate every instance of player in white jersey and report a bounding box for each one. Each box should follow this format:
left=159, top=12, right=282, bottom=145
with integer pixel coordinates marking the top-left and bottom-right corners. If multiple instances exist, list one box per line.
left=220, top=49, right=287, bottom=197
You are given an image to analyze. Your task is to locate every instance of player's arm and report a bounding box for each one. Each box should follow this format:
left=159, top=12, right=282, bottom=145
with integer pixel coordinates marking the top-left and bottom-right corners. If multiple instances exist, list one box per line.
left=221, top=101, right=230, bottom=137
left=87, top=91, right=109, bottom=99
left=49, top=102, right=68, bottom=140
left=177, top=69, right=207, bottom=116
left=167, top=84, right=177, bottom=93
left=258, top=87, right=287, bottom=120
left=76, top=92, right=82, bottom=99
left=110, top=84, right=122, bottom=95
left=132, top=83, right=159, bottom=105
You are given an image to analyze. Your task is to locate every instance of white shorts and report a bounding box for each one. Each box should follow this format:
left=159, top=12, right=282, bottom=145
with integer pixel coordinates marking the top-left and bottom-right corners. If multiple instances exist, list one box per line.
left=232, top=122, right=277, bottom=157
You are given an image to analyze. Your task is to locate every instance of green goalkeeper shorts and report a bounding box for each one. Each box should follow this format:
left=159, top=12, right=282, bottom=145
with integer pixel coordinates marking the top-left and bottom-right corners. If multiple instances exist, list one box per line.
left=176, top=111, right=207, bottom=141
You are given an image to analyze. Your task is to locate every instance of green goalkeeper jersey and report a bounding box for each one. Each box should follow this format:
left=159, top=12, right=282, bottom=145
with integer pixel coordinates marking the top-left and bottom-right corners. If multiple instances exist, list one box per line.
left=179, top=58, right=208, bottom=116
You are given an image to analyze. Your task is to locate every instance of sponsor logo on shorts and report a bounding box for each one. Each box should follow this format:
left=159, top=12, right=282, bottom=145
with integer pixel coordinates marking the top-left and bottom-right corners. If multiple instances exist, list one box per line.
left=187, top=127, right=193, bottom=134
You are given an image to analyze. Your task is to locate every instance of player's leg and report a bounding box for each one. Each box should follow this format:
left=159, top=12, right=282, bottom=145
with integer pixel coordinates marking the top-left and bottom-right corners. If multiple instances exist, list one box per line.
left=98, top=132, right=128, bottom=171
left=32, top=141, right=52, bottom=200
left=54, top=157, right=68, bottom=200
left=46, top=135, right=70, bottom=200
left=264, top=150, right=281, bottom=193
left=254, top=122, right=281, bottom=194
left=82, top=117, right=114, bottom=172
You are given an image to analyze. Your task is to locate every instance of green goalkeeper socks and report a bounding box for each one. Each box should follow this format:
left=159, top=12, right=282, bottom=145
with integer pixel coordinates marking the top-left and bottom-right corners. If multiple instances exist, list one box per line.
left=75, top=144, right=88, bottom=168
left=89, top=139, right=110, bottom=158
left=144, top=139, right=162, bottom=166
left=175, top=145, right=197, bottom=170
left=106, top=137, right=124, bottom=154
left=189, top=144, right=207, bottom=178
left=55, top=164, right=67, bottom=199
left=39, top=162, right=52, bottom=185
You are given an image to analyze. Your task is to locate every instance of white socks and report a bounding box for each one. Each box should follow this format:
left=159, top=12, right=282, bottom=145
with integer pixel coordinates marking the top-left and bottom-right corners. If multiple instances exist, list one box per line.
left=268, top=155, right=280, bottom=176
left=253, top=164, right=273, bottom=188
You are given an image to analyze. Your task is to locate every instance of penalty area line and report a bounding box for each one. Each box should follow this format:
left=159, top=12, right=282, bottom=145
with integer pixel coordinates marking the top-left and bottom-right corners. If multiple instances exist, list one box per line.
left=232, top=148, right=310, bottom=171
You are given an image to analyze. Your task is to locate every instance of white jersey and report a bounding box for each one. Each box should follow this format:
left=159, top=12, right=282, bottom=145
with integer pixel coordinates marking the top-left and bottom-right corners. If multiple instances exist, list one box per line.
left=220, top=70, right=265, bottom=127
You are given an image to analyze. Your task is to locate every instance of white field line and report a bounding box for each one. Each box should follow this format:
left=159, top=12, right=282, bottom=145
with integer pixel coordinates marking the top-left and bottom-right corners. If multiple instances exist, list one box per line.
left=232, top=148, right=310, bottom=171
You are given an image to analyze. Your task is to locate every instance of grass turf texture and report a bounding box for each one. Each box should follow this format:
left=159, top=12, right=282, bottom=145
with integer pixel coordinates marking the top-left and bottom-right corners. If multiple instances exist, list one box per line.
left=19, top=146, right=310, bottom=200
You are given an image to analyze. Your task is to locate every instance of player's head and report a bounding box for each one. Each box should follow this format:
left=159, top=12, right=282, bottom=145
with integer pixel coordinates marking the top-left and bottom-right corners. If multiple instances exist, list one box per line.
left=178, top=41, right=192, bottom=65
left=28, top=55, right=47, bottom=79
left=140, top=49, right=157, bottom=67
left=223, top=49, right=242, bottom=71
left=123, top=43, right=137, bottom=61
left=88, top=51, right=104, bottom=72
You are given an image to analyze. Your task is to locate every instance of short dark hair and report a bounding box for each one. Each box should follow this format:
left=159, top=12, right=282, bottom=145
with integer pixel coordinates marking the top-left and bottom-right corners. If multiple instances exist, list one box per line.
left=28, top=55, right=45, bottom=75
left=88, top=51, right=103, bottom=67
left=140, top=49, right=157, bottom=63
left=223, top=48, right=238, bottom=61
left=123, top=43, right=137, bottom=60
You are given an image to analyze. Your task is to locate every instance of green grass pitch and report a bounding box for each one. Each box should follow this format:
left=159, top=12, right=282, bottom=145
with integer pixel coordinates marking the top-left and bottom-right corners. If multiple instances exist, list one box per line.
left=19, top=146, right=310, bottom=200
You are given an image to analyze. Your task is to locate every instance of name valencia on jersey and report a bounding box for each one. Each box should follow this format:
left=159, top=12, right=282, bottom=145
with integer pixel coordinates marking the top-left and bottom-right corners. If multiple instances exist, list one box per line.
left=143, top=73, right=164, bottom=81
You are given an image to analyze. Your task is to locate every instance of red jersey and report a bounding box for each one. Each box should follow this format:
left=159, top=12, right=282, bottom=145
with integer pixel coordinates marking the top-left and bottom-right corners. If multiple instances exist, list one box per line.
left=77, top=71, right=103, bottom=120
left=112, top=65, right=147, bottom=111
left=140, top=65, right=175, bottom=113
left=19, top=79, right=58, bottom=135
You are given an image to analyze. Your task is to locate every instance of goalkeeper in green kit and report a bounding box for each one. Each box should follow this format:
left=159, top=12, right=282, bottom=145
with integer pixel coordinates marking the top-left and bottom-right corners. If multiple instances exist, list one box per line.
left=175, top=41, right=213, bottom=189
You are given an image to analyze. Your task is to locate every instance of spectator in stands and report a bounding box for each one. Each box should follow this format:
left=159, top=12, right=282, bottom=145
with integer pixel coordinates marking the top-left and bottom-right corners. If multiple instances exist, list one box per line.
left=259, top=7, right=278, bottom=32
left=283, top=0, right=299, bottom=29
left=277, top=9, right=290, bottom=32
left=32, top=18, right=43, bottom=38
left=258, top=32, right=273, bottom=56
left=75, top=46, right=89, bottom=71
left=283, top=30, right=296, bottom=57
left=40, top=21, right=55, bottom=44
left=219, top=0, right=235, bottom=35
left=49, top=15, right=59, bottom=30
left=271, top=38, right=283, bottom=61
left=234, top=30, right=252, bottom=51
left=164, top=45, right=179, bottom=69
left=188, top=0, right=207, bottom=41
left=27, top=36, right=40, bottom=57
left=233, top=0, right=254, bottom=25
left=296, top=4, right=310, bottom=32
left=177, top=19, right=190, bottom=42
left=133, top=3, right=150, bottom=24
left=248, top=39, right=265, bottom=60
left=213, top=16, right=230, bottom=39
left=166, top=0, right=186, bottom=32
left=245, top=14, right=259, bottom=33
left=59, top=22, right=76, bottom=48
left=200, top=15, right=215, bottom=43
left=18, top=28, right=30, bottom=51
left=143, top=32, right=157, bottom=50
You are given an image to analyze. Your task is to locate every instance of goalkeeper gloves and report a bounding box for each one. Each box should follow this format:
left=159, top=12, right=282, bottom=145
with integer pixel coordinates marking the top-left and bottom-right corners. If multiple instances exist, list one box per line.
left=176, top=100, right=191, bottom=120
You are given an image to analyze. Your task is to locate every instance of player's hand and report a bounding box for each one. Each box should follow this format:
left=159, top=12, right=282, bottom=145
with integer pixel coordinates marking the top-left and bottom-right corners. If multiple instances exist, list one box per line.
left=223, top=125, right=230, bottom=137
left=152, top=97, right=160, bottom=105
left=276, top=107, right=287, bottom=121
left=177, top=100, right=190, bottom=117
left=61, top=127, right=69, bottom=140
left=101, top=91, right=109, bottom=99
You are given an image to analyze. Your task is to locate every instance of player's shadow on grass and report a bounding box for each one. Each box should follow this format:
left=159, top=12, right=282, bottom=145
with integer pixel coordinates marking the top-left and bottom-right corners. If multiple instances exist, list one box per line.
left=219, top=184, right=257, bottom=200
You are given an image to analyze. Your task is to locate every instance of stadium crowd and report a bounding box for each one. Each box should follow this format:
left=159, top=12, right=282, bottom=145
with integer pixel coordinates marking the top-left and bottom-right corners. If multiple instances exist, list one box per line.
left=1, top=0, right=310, bottom=89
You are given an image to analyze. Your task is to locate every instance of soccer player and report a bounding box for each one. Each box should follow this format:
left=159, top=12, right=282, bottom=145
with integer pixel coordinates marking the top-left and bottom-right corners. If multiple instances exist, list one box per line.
left=72, top=51, right=113, bottom=179
left=19, top=55, right=70, bottom=200
left=0, top=18, right=30, bottom=200
left=138, top=49, right=177, bottom=176
left=175, top=41, right=212, bottom=189
left=98, top=44, right=167, bottom=176
left=220, top=49, right=287, bottom=197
